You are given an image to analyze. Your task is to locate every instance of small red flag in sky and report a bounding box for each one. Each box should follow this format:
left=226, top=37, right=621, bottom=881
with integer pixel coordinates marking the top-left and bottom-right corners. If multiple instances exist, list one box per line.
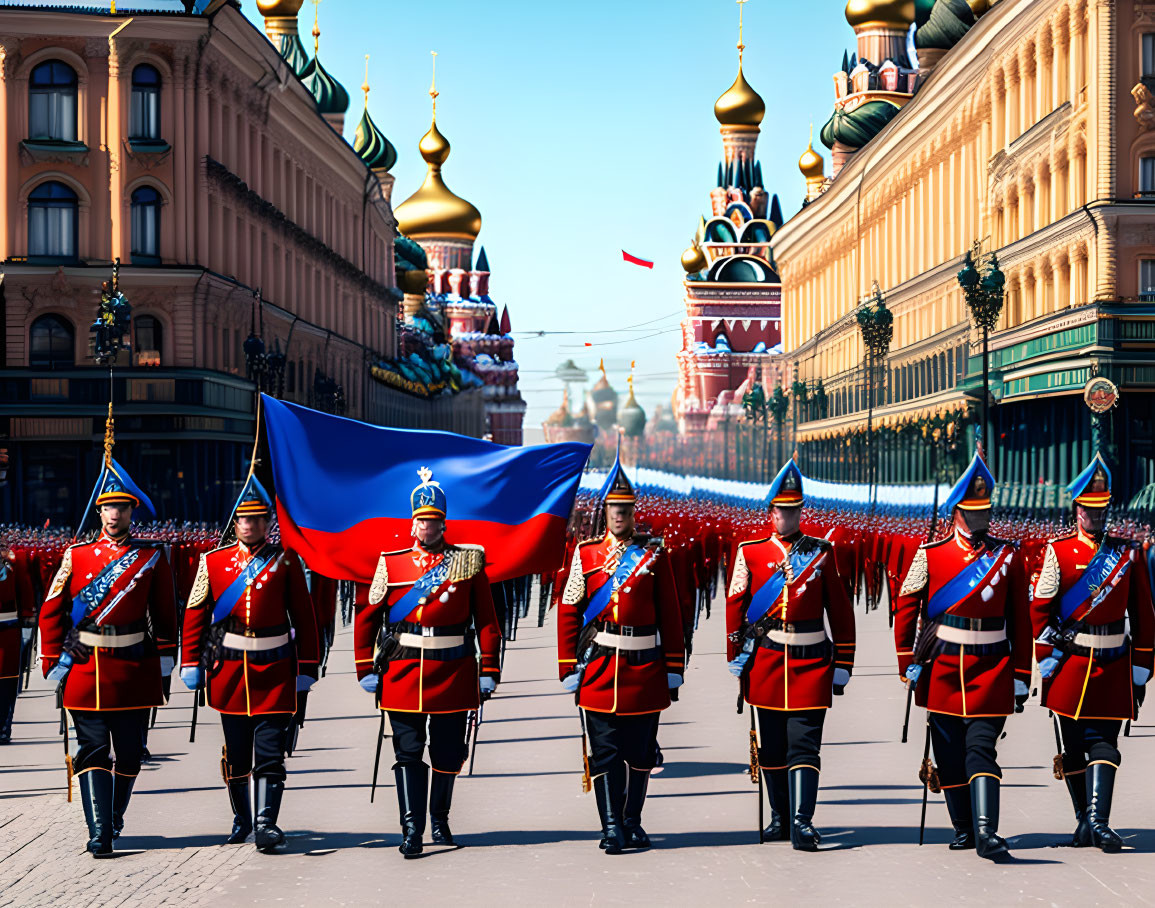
left=43, top=518, right=50, bottom=528
left=621, top=250, right=653, bottom=269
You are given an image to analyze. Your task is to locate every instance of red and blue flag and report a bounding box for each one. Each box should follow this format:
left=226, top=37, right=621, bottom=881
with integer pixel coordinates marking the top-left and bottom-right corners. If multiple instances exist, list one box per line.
left=261, top=395, right=591, bottom=583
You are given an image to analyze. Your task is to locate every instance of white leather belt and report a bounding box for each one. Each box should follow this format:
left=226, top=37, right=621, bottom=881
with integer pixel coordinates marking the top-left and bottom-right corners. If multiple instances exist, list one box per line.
left=397, top=632, right=465, bottom=650
left=766, top=629, right=827, bottom=647
left=1074, top=632, right=1126, bottom=649
left=78, top=630, right=145, bottom=648
left=594, top=631, right=658, bottom=651
left=0, top=610, right=17, bottom=623
left=223, top=631, right=290, bottom=652
left=936, top=626, right=1006, bottom=645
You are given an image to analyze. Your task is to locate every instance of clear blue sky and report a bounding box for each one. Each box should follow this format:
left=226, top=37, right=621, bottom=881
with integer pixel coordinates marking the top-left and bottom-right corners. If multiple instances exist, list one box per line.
left=242, top=0, right=855, bottom=435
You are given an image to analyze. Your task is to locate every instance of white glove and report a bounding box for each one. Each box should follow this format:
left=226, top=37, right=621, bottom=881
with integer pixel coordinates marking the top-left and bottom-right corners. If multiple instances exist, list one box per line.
left=667, top=673, right=683, bottom=689
left=1134, top=666, right=1152, bottom=686
left=833, top=668, right=850, bottom=690
left=359, top=674, right=379, bottom=694
left=159, top=656, right=175, bottom=676
left=21, top=628, right=32, bottom=645
left=561, top=672, right=581, bottom=693
left=296, top=675, right=314, bottom=692
left=180, top=666, right=203, bottom=690
left=480, top=676, right=496, bottom=695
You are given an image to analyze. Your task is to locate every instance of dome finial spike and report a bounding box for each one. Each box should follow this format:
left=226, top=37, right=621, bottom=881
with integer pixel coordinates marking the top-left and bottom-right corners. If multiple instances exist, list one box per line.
left=429, top=50, right=439, bottom=121
left=362, top=54, right=370, bottom=108
left=809, top=122, right=814, bottom=146
left=736, top=0, right=749, bottom=64
left=310, top=0, right=321, bottom=55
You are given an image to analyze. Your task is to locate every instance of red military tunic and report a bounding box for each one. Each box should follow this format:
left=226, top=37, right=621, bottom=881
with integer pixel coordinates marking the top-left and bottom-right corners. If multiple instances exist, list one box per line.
left=1029, top=530, right=1155, bottom=721
left=39, top=533, right=178, bottom=711
left=354, top=542, right=502, bottom=714
left=556, top=533, right=686, bottom=715
left=726, top=533, right=855, bottom=711
left=895, top=530, right=1032, bottom=717
left=0, top=547, right=36, bottom=679
left=182, top=541, right=320, bottom=716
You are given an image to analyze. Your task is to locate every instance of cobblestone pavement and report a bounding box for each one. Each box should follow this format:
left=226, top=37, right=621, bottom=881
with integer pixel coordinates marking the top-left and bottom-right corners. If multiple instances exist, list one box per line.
left=3, top=593, right=1155, bottom=906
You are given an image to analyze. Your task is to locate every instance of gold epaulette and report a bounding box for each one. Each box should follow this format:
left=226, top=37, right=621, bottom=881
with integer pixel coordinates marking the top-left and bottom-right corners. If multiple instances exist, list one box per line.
left=368, top=553, right=390, bottom=606
left=448, top=544, right=485, bottom=582
left=47, top=547, right=73, bottom=599
left=188, top=554, right=210, bottom=609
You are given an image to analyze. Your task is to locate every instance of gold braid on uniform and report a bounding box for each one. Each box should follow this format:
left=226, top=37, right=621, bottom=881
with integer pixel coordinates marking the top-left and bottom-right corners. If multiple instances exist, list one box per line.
left=899, top=546, right=929, bottom=597
left=48, top=547, right=73, bottom=599
left=561, top=551, right=586, bottom=606
left=368, top=553, right=389, bottom=606
left=1033, top=544, right=1061, bottom=601
left=448, top=544, right=485, bottom=582
left=728, top=546, right=750, bottom=598
left=187, top=555, right=210, bottom=609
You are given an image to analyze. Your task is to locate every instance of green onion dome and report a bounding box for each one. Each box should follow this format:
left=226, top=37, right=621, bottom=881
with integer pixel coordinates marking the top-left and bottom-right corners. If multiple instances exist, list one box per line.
left=354, top=107, right=397, bottom=172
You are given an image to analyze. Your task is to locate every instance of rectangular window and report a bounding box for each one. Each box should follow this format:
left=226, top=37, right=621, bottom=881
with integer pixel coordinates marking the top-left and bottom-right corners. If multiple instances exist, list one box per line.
left=131, top=202, right=159, bottom=257
left=28, top=204, right=76, bottom=258
left=1141, top=260, right=1155, bottom=302
left=1144, top=33, right=1155, bottom=77
left=130, top=87, right=160, bottom=140
left=1141, top=156, right=1155, bottom=195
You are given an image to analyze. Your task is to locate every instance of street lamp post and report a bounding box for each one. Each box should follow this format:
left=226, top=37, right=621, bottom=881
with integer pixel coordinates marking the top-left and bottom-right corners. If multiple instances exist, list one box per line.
left=957, top=244, right=1006, bottom=462
left=856, top=281, right=894, bottom=519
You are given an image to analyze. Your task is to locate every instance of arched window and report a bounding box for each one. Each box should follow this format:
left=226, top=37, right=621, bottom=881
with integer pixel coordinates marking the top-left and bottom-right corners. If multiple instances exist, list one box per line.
left=29, top=60, right=78, bottom=142
left=28, top=181, right=78, bottom=260
left=29, top=314, right=74, bottom=368
left=134, top=314, right=162, bottom=366
left=130, top=64, right=161, bottom=140
left=130, top=186, right=161, bottom=261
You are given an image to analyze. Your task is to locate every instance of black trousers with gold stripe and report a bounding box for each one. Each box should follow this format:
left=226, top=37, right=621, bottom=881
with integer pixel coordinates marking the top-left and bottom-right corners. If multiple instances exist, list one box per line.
left=72, top=708, right=149, bottom=776
left=929, top=713, right=1005, bottom=788
left=1058, top=716, right=1122, bottom=770
left=754, top=707, right=825, bottom=772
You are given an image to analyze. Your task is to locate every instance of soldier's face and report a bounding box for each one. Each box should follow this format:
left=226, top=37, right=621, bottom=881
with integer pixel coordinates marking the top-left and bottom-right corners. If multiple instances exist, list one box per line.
left=235, top=515, right=268, bottom=545
left=99, top=503, right=131, bottom=537
left=605, top=504, right=635, bottom=540
left=413, top=517, right=446, bottom=549
left=1076, top=505, right=1106, bottom=535
left=771, top=506, right=801, bottom=536
left=954, top=507, right=990, bottom=535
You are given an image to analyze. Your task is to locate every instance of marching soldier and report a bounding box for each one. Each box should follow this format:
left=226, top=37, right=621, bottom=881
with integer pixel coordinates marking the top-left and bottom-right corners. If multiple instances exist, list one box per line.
left=181, top=476, right=320, bottom=853
left=1030, top=454, right=1155, bottom=851
left=895, top=453, right=1031, bottom=861
left=726, top=460, right=856, bottom=851
left=354, top=469, right=502, bottom=857
left=39, top=464, right=178, bottom=856
left=0, top=543, right=36, bottom=744
left=557, top=461, right=686, bottom=854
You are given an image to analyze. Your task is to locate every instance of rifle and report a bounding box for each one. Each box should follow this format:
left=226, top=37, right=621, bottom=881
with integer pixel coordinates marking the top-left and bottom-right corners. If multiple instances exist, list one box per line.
left=901, top=681, right=913, bottom=744
left=369, top=707, right=387, bottom=803
left=578, top=707, right=592, bottom=793
left=750, top=708, right=763, bottom=844
left=467, top=699, right=485, bottom=776
left=189, top=686, right=203, bottom=744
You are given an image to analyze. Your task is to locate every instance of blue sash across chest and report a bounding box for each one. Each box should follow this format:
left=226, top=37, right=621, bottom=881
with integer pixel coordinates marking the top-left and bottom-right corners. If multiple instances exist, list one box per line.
left=213, top=551, right=278, bottom=624
left=388, top=559, right=452, bottom=626
left=71, top=547, right=145, bottom=626
left=583, top=545, right=646, bottom=628
left=925, top=548, right=1004, bottom=620
left=1059, top=543, right=1128, bottom=622
left=746, top=545, right=823, bottom=625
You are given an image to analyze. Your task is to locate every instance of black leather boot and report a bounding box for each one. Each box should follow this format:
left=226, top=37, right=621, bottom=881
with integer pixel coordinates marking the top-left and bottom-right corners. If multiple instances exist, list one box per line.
left=254, top=776, right=286, bottom=854
left=593, top=764, right=626, bottom=855
left=622, top=766, right=652, bottom=848
left=226, top=778, right=253, bottom=845
left=1063, top=770, right=1091, bottom=847
left=943, top=786, right=974, bottom=850
left=111, top=773, right=136, bottom=840
left=79, top=769, right=114, bottom=857
left=1086, top=763, right=1123, bottom=853
left=0, top=679, right=16, bottom=744
left=970, top=776, right=1010, bottom=861
left=395, top=763, right=428, bottom=857
left=762, top=769, right=789, bottom=842
left=788, top=767, right=821, bottom=852
left=429, top=770, right=456, bottom=846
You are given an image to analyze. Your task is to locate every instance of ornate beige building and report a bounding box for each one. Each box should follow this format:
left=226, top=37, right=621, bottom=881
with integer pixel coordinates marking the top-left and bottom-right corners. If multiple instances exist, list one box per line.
left=773, top=0, right=1155, bottom=507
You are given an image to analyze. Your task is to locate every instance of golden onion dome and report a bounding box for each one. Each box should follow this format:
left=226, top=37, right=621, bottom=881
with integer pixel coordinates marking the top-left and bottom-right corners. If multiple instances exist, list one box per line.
left=394, top=119, right=481, bottom=241
left=681, top=245, right=707, bottom=274
left=799, top=141, right=824, bottom=179
left=714, top=65, right=765, bottom=127
left=256, top=0, right=305, bottom=16
left=845, top=0, right=916, bottom=28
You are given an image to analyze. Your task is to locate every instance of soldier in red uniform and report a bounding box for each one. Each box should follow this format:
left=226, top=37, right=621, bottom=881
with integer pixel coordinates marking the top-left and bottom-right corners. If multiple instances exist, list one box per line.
left=557, top=462, right=686, bottom=855
left=181, top=476, right=320, bottom=853
left=39, top=464, right=178, bottom=856
left=354, top=469, right=502, bottom=857
left=895, top=453, right=1031, bottom=861
left=1029, top=454, right=1155, bottom=851
left=725, top=460, right=855, bottom=851
left=0, top=543, right=37, bottom=743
